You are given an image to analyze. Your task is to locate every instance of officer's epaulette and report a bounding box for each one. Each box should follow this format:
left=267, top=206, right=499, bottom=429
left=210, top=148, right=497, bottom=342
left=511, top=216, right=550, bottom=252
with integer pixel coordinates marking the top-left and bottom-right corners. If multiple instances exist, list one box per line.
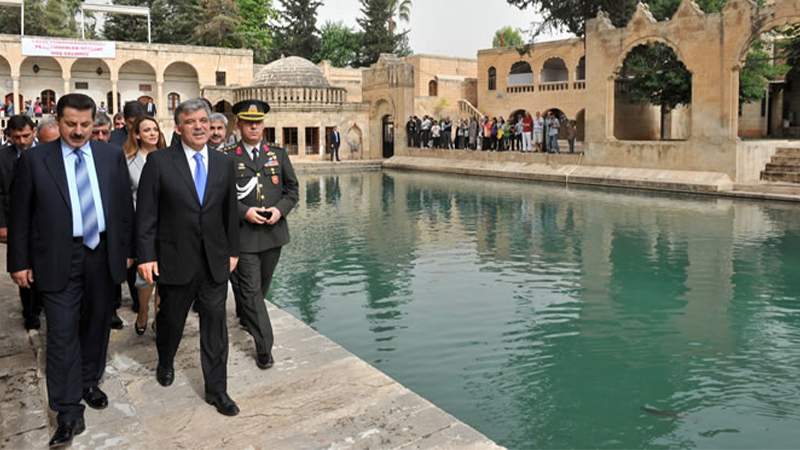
left=221, top=144, right=238, bottom=153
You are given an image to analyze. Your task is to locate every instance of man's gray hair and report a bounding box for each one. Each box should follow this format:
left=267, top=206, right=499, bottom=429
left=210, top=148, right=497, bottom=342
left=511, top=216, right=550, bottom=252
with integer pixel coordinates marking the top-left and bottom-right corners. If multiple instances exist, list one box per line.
left=209, top=112, right=228, bottom=127
left=174, top=98, right=211, bottom=126
left=36, top=117, right=58, bottom=140
left=94, top=113, right=111, bottom=128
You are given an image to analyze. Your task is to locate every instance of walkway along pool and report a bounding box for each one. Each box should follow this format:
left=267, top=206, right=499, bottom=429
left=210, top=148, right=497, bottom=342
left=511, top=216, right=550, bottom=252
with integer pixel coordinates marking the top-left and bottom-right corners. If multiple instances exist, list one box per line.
left=269, top=169, right=800, bottom=449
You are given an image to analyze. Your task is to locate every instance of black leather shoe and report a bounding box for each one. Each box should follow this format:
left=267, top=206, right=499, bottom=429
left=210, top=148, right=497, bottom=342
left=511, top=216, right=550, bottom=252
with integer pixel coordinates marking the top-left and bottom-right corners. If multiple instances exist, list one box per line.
left=48, top=417, right=85, bottom=448
left=110, top=313, right=123, bottom=330
left=205, top=392, right=240, bottom=416
left=82, top=386, right=108, bottom=409
left=156, top=366, right=174, bottom=387
left=24, top=316, right=41, bottom=330
left=256, top=353, right=274, bottom=370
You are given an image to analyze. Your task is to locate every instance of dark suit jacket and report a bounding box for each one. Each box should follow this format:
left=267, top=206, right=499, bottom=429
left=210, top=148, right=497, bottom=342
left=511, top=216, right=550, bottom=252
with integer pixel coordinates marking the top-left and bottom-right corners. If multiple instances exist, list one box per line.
left=0, top=144, right=20, bottom=229
left=222, top=141, right=299, bottom=253
left=136, top=144, right=239, bottom=285
left=332, top=131, right=341, bottom=149
left=7, top=140, right=135, bottom=291
left=109, top=127, right=128, bottom=148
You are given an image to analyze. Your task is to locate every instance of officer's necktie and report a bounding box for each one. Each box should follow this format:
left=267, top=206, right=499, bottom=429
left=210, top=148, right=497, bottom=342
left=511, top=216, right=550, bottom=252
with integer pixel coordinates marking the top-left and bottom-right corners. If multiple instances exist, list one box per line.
left=252, top=148, right=258, bottom=164
left=193, top=152, right=206, bottom=205
left=74, top=148, right=100, bottom=249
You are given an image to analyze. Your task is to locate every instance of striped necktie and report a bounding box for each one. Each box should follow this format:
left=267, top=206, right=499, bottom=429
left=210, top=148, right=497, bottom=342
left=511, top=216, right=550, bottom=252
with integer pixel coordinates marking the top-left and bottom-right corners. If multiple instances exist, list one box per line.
left=74, top=148, right=100, bottom=249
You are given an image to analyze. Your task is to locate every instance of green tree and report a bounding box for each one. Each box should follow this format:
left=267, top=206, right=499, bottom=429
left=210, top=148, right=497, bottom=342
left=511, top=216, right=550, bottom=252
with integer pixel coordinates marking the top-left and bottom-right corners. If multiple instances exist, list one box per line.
left=269, top=0, right=322, bottom=61
left=492, top=27, right=524, bottom=48
left=0, top=0, right=78, bottom=38
left=195, top=0, right=245, bottom=48
left=357, top=0, right=408, bottom=66
left=102, top=0, right=199, bottom=45
left=619, top=43, right=691, bottom=139
left=741, top=38, right=788, bottom=105
left=234, top=0, right=277, bottom=64
left=313, top=21, right=361, bottom=67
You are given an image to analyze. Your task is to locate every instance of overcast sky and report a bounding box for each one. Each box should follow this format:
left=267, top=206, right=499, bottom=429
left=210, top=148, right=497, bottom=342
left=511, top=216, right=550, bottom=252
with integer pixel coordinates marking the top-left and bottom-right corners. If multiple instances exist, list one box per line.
left=317, top=0, right=573, bottom=59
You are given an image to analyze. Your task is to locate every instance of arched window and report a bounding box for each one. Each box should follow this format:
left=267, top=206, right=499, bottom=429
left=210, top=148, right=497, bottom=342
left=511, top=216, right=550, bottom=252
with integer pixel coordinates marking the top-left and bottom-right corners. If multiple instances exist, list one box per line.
left=40, top=90, right=56, bottom=113
left=488, top=67, right=497, bottom=91
left=508, top=61, right=534, bottom=86
left=428, top=80, right=438, bottom=97
left=167, top=93, right=181, bottom=114
left=576, top=56, right=586, bottom=81
left=541, top=58, right=569, bottom=83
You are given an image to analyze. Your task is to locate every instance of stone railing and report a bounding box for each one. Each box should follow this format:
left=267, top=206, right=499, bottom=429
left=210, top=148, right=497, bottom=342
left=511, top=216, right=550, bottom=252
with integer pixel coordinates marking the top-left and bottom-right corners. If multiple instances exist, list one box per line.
left=234, top=86, right=347, bottom=106
left=458, top=99, right=484, bottom=118
left=505, top=81, right=586, bottom=94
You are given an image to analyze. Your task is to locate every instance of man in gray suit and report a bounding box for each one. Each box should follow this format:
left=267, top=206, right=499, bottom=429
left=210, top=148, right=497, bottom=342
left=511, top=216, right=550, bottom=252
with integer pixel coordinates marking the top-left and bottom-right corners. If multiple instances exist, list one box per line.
left=223, top=99, right=298, bottom=369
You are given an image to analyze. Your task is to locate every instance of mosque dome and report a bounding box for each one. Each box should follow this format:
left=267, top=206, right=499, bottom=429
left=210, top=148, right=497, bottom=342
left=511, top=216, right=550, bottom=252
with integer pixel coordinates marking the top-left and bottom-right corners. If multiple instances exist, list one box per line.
left=252, top=56, right=330, bottom=88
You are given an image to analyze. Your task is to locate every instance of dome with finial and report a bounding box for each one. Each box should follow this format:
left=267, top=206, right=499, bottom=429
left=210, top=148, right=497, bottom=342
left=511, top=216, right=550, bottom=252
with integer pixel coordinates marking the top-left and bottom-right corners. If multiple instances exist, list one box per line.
left=252, top=56, right=330, bottom=88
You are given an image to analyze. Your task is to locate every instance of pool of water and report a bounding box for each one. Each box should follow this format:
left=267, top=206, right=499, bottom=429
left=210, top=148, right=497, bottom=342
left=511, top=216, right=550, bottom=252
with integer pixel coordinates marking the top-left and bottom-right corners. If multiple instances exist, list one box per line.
left=269, top=169, right=800, bottom=449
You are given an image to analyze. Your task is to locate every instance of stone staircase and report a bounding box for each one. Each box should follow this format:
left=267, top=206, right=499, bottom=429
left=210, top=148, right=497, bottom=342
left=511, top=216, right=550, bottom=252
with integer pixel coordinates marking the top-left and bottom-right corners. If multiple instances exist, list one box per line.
left=761, top=148, right=800, bottom=183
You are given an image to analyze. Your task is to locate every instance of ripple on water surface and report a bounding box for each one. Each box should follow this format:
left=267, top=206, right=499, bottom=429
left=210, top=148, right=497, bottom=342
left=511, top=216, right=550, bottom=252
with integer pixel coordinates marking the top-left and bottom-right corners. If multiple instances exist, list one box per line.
left=270, top=171, right=800, bottom=449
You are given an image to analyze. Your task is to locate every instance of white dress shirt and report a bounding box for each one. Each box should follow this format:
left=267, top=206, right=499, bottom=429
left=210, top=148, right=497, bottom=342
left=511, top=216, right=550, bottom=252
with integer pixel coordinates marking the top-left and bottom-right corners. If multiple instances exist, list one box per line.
left=182, top=142, right=209, bottom=179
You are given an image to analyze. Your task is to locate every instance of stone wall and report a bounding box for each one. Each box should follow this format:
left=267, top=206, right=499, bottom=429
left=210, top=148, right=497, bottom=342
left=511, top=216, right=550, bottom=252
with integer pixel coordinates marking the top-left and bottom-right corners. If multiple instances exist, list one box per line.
left=404, top=54, right=478, bottom=98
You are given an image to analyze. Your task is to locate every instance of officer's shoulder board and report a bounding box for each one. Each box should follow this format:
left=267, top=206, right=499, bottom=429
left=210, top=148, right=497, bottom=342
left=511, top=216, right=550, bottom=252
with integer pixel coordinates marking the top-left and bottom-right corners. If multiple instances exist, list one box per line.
left=221, top=143, right=239, bottom=154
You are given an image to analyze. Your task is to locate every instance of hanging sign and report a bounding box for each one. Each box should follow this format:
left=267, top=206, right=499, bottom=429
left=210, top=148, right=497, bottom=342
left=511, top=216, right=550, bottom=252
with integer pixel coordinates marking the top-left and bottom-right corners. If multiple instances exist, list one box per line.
left=21, top=38, right=115, bottom=59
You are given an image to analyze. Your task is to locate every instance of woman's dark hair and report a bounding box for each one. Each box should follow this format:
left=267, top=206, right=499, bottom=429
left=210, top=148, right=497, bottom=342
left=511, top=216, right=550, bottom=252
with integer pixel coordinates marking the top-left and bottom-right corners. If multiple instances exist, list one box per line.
left=56, top=94, right=96, bottom=119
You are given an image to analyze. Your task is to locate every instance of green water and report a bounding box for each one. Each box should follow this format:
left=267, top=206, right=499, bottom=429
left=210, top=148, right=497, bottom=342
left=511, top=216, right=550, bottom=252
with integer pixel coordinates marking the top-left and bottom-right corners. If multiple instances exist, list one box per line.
left=269, top=170, right=800, bottom=449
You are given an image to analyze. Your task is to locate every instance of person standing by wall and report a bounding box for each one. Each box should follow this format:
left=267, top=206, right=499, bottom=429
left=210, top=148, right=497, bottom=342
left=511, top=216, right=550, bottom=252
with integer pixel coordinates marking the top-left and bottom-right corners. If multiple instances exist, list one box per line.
left=224, top=99, right=299, bottom=369
left=566, top=119, right=577, bottom=154
left=547, top=111, right=561, bottom=154
left=8, top=94, right=134, bottom=447
left=330, top=125, right=341, bottom=162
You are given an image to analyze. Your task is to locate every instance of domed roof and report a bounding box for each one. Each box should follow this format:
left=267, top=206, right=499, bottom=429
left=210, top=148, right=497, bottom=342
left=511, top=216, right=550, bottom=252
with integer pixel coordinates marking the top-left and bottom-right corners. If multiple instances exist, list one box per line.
left=252, top=56, right=330, bottom=88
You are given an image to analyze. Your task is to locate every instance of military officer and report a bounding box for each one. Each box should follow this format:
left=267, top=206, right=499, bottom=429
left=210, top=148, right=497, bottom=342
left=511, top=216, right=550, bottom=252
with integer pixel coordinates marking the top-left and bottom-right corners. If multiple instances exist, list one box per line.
left=223, top=100, right=299, bottom=369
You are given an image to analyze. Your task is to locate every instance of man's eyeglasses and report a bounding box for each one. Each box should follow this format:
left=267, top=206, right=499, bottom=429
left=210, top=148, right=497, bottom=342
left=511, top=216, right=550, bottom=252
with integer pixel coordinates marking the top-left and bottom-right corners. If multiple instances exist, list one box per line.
left=92, top=130, right=110, bottom=136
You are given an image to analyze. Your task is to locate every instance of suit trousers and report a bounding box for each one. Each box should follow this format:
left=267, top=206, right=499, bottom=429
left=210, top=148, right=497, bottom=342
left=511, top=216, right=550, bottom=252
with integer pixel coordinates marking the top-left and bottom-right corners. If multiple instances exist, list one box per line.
left=43, top=239, right=114, bottom=425
left=19, top=284, right=43, bottom=319
left=330, top=145, right=340, bottom=161
left=156, top=263, right=229, bottom=395
left=230, top=247, right=280, bottom=356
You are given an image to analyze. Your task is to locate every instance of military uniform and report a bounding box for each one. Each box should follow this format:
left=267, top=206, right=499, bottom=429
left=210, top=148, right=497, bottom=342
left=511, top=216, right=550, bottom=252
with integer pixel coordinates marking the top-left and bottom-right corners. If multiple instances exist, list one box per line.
left=223, top=124, right=299, bottom=365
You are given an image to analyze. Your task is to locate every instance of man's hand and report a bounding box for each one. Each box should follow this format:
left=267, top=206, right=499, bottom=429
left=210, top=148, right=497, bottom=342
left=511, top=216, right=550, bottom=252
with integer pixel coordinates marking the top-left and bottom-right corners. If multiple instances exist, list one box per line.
left=126, top=258, right=134, bottom=269
left=244, top=207, right=268, bottom=225
left=11, top=269, right=33, bottom=289
left=138, top=261, right=159, bottom=285
left=230, top=256, right=239, bottom=272
left=264, top=207, right=282, bottom=226
left=0, top=227, right=7, bottom=244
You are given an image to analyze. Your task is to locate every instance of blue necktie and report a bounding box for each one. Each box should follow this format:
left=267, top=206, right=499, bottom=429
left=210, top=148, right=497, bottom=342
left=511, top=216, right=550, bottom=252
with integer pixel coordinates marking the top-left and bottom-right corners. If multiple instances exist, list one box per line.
left=193, top=152, right=206, bottom=205
left=74, top=149, right=100, bottom=249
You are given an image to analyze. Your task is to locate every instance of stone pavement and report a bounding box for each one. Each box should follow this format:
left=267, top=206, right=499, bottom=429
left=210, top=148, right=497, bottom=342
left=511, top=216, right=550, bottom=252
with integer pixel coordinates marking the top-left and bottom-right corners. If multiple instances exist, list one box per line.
left=0, top=248, right=502, bottom=449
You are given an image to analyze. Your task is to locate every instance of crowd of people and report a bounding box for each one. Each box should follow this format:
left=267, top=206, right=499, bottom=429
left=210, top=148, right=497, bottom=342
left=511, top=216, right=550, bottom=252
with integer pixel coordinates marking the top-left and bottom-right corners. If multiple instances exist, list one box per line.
left=0, top=93, right=299, bottom=448
left=406, top=110, right=579, bottom=154
left=1, top=96, right=53, bottom=118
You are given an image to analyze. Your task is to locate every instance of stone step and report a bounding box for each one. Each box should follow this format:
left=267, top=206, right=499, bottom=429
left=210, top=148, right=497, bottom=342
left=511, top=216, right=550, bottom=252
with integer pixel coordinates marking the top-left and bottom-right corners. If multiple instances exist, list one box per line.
left=769, top=155, right=800, bottom=164
left=734, top=182, right=800, bottom=196
left=761, top=171, right=800, bottom=183
left=775, top=147, right=800, bottom=156
left=764, top=163, right=800, bottom=173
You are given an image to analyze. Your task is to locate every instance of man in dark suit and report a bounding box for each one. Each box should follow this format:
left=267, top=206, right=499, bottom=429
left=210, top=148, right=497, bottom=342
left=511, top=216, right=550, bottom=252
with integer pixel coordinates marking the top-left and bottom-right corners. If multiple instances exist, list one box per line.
left=0, top=115, right=43, bottom=330
left=223, top=100, right=298, bottom=370
left=136, top=98, right=241, bottom=416
left=109, top=100, right=146, bottom=147
left=7, top=94, right=134, bottom=447
left=330, top=125, right=341, bottom=162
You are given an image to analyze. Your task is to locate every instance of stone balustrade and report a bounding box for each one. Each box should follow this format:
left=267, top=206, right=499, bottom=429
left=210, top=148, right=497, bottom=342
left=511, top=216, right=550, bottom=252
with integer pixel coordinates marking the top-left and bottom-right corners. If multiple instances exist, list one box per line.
left=233, top=86, right=347, bottom=106
left=505, top=80, right=586, bottom=94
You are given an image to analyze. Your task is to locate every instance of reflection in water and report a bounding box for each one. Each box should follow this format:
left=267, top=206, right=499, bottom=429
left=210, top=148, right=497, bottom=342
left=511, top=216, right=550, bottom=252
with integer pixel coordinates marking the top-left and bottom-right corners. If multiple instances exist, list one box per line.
left=270, top=170, right=800, bottom=449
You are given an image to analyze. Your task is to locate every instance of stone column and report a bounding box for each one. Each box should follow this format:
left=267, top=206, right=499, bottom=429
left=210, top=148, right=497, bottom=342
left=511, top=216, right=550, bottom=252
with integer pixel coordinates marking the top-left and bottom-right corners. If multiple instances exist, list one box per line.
left=12, top=77, right=20, bottom=115
left=156, top=80, right=164, bottom=120
left=63, top=77, right=70, bottom=95
left=111, top=79, right=119, bottom=115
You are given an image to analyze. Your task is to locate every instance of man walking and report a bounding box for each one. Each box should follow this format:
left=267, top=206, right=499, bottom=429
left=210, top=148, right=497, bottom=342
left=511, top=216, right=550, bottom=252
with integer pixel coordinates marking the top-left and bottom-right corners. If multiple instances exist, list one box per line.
left=224, top=99, right=299, bottom=369
left=0, top=115, right=43, bottom=330
left=330, top=125, right=341, bottom=162
left=8, top=94, right=134, bottom=447
left=136, top=98, right=241, bottom=416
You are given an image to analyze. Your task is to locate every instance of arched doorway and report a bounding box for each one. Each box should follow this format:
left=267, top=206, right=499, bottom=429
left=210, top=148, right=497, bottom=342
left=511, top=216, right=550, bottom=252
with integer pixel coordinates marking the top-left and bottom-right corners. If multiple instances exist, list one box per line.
left=382, top=115, right=394, bottom=158
left=20, top=56, right=62, bottom=115
left=106, top=91, right=121, bottom=115
left=164, top=61, right=200, bottom=117
left=70, top=58, right=111, bottom=113
left=40, top=89, right=56, bottom=113
left=0, top=56, right=11, bottom=114
left=118, top=59, right=156, bottom=112
left=541, top=58, right=569, bottom=83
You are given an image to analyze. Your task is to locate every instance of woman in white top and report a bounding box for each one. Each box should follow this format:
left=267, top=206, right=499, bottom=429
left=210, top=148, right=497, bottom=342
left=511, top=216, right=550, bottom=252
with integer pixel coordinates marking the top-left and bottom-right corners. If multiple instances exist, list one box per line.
left=124, top=117, right=166, bottom=335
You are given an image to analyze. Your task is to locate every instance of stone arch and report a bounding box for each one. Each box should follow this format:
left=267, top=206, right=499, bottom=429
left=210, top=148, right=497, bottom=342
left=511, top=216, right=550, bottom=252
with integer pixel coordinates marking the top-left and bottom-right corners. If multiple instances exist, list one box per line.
left=70, top=58, right=112, bottom=109
left=369, top=97, right=396, bottom=159
left=576, top=56, right=586, bottom=81
left=612, top=36, right=690, bottom=75
left=20, top=57, right=63, bottom=112
left=541, top=57, right=569, bottom=83
left=0, top=55, right=11, bottom=108
left=118, top=59, right=157, bottom=105
left=736, top=13, right=800, bottom=65
left=428, top=79, right=438, bottom=96
left=346, top=123, right=363, bottom=158
left=508, top=61, right=534, bottom=86
left=488, top=66, right=497, bottom=91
